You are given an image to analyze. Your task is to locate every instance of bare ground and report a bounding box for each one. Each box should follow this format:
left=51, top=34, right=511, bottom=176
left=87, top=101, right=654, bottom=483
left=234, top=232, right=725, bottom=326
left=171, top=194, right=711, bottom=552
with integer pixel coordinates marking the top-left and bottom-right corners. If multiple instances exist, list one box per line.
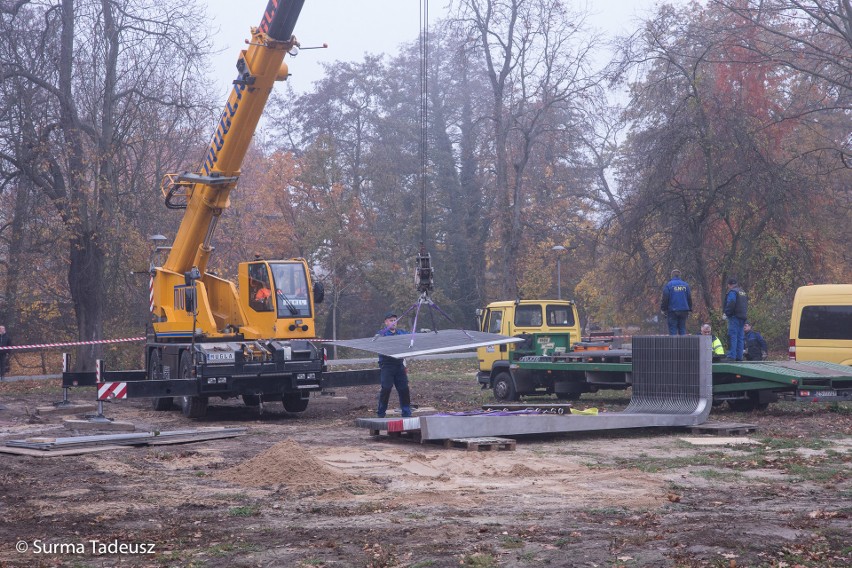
left=0, top=358, right=850, bottom=568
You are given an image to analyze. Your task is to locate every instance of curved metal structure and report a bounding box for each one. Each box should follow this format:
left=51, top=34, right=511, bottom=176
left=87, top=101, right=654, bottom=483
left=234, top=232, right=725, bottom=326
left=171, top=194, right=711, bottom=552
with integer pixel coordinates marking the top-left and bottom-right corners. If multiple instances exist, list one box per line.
left=357, top=336, right=712, bottom=440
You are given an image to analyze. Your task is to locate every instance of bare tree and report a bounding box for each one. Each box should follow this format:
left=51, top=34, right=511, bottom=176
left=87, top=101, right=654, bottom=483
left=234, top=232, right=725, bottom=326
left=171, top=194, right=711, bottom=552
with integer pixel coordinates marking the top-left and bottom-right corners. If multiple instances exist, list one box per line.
left=0, top=0, right=211, bottom=369
left=713, top=0, right=851, bottom=165
left=453, top=0, right=603, bottom=299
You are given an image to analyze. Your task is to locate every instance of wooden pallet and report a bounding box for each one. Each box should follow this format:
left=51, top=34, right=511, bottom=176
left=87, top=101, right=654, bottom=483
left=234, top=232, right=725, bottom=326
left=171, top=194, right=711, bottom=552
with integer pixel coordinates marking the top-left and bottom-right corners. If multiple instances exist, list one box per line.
left=443, top=437, right=517, bottom=451
left=689, top=422, right=758, bottom=436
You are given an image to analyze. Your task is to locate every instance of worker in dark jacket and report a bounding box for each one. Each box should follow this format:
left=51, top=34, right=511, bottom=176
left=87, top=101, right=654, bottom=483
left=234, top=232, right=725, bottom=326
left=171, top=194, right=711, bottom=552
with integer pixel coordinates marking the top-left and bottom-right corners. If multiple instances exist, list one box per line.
left=744, top=321, right=768, bottom=361
left=376, top=311, right=412, bottom=418
left=723, top=278, right=749, bottom=361
left=660, top=269, right=693, bottom=335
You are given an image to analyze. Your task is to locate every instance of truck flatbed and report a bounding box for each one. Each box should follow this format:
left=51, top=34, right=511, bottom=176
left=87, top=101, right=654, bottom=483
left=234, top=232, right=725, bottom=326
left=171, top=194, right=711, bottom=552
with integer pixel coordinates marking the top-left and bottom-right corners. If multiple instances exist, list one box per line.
left=506, top=354, right=852, bottom=409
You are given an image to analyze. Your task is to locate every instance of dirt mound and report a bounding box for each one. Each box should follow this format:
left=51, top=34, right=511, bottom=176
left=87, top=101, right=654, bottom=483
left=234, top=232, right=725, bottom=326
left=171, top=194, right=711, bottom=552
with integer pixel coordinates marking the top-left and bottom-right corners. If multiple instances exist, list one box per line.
left=215, top=439, right=366, bottom=492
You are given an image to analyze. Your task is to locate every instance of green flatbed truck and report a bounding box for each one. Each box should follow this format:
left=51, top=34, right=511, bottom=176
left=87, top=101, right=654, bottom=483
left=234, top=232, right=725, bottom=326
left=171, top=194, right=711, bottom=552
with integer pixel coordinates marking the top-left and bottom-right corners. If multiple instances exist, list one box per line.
left=475, top=301, right=852, bottom=411
left=477, top=335, right=852, bottom=410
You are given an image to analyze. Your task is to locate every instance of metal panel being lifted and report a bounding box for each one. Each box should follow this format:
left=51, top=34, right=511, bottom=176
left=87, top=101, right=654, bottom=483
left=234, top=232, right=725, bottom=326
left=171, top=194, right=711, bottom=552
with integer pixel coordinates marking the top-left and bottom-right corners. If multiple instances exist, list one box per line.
left=328, top=329, right=522, bottom=359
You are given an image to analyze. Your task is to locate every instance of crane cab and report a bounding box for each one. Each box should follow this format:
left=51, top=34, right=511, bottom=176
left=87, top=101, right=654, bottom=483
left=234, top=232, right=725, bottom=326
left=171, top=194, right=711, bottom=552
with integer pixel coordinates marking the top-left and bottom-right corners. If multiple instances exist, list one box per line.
left=238, top=259, right=319, bottom=339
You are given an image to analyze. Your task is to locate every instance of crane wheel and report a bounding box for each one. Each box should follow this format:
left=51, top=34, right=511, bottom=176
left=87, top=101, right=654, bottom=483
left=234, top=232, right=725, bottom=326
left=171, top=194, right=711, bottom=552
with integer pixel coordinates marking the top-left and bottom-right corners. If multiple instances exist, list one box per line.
left=282, top=393, right=309, bottom=413
left=178, top=351, right=208, bottom=418
left=148, top=348, right=173, bottom=411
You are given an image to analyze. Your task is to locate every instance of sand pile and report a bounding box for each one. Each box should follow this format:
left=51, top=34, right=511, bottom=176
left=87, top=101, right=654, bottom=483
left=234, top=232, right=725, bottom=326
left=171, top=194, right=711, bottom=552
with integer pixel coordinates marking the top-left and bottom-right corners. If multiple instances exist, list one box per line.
left=216, top=439, right=370, bottom=493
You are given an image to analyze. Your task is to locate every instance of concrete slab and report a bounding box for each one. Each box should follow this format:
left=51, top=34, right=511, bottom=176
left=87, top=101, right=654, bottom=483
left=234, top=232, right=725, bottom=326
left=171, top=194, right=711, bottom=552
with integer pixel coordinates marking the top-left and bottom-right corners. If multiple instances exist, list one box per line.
left=679, top=437, right=762, bottom=446
left=0, top=444, right=125, bottom=457
left=63, top=419, right=136, bottom=432
left=36, top=404, right=98, bottom=416
left=386, top=406, right=437, bottom=416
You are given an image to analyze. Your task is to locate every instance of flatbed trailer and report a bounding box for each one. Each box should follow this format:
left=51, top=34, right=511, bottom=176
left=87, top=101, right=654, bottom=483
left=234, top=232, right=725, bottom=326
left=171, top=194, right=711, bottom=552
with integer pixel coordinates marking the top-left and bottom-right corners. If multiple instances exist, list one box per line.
left=482, top=352, right=852, bottom=411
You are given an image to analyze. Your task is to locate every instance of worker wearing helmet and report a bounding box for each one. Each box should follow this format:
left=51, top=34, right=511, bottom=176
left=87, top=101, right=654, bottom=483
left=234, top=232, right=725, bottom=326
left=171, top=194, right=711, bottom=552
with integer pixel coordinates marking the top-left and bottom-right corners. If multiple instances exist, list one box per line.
left=376, top=311, right=412, bottom=419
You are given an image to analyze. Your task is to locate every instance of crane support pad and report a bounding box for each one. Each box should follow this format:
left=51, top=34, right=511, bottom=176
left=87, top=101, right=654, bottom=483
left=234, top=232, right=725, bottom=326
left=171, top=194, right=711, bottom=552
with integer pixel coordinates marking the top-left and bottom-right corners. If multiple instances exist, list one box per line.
left=355, top=335, right=712, bottom=440
left=321, top=368, right=381, bottom=388
left=328, top=330, right=522, bottom=359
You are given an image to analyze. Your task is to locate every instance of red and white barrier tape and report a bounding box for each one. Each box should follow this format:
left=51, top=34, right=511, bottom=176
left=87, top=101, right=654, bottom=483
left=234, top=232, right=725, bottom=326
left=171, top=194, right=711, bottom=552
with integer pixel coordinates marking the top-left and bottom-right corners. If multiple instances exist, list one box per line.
left=0, top=337, right=145, bottom=352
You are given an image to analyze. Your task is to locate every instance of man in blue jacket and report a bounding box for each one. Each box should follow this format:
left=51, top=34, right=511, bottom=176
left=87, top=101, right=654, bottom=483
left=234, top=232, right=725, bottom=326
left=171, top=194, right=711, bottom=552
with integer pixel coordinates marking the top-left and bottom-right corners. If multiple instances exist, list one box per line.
left=376, top=311, right=412, bottom=418
left=744, top=321, right=768, bottom=361
left=723, top=278, right=749, bottom=361
left=660, top=269, right=693, bottom=335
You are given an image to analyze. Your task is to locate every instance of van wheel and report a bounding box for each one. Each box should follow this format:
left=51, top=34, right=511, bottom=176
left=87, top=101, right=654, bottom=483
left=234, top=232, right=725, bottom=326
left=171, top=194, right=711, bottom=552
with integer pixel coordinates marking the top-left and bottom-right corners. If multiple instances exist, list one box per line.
left=148, top=348, right=173, bottom=411
left=493, top=372, right=519, bottom=402
left=178, top=351, right=208, bottom=418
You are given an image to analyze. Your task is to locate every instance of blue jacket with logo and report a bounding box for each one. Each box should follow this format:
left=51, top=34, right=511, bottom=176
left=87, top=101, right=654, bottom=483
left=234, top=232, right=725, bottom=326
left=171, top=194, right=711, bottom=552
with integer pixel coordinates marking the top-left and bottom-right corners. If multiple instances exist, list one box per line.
left=661, top=277, right=693, bottom=313
left=377, top=327, right=410, bottom=366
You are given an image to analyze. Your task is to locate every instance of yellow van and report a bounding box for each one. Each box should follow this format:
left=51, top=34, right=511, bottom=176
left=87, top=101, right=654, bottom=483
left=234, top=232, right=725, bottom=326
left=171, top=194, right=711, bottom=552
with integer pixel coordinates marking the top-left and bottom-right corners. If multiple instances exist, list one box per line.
left=789, top=284, right=852, bottom=365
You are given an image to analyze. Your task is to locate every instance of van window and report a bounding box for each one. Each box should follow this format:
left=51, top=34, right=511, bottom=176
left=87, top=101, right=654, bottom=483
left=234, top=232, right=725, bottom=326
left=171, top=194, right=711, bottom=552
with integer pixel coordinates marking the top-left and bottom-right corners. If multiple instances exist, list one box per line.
left=514, top=305, right=542, bottom=327
left=799, top=306, right=852, bottom=340
left=546, top=306, right=575, bottom=327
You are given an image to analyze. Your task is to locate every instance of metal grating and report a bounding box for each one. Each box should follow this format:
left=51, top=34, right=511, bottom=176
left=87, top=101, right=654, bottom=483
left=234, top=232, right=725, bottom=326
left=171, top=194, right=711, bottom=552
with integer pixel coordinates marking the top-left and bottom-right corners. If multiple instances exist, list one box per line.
left=625, top=335, right=712, bottom=415
left=328, top=329, right=522, bottom=359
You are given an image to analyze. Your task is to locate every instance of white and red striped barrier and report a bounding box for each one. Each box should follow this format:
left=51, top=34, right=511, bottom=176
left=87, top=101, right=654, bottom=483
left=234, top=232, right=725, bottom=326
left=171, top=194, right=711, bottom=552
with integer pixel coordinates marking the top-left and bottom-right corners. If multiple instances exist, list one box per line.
left=0, top=336, right=144, bottom=352
left=98, top=382, right=128, bottom=400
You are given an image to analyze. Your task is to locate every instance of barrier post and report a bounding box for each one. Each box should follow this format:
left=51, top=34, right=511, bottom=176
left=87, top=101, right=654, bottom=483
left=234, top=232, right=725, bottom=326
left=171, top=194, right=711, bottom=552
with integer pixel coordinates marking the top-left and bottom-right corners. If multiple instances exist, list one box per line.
left=84, top=359, right=113, bottom=423
left=54, top=353, right=72, bottom=407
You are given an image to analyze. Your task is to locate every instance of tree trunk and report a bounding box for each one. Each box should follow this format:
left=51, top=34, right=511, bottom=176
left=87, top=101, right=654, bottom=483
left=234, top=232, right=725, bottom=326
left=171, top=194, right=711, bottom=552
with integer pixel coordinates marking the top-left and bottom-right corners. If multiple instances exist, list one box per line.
left=70, top=231, right=105, bottom=371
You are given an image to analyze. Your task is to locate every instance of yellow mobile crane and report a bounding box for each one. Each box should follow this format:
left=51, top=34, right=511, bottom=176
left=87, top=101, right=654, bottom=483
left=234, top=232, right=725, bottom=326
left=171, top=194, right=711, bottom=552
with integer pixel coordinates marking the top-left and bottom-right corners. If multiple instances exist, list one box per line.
left=64, top=0, right=379, bottom=418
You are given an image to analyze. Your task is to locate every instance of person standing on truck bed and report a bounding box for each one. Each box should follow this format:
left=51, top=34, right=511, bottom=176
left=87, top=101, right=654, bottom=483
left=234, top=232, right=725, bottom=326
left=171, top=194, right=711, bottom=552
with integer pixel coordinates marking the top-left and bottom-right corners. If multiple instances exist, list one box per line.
left=744, top=321, right=768, bottom=361
left=661, top=269, right=693, bottom=335
left=723, top=278, right=749, bottom=361
left=376, top=311, right=412, bottom=419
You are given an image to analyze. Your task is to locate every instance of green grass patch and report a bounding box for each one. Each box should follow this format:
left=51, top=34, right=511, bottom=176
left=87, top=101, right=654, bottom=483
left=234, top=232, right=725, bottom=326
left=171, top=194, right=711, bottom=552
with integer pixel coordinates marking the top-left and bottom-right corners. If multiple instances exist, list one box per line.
left=499, top=535, right=525, bottom=549
left=228, top=505, right=261, bottom=517
left=461, top=553, right=498, bottom=567
left=695, top=468, right=743, bottom=481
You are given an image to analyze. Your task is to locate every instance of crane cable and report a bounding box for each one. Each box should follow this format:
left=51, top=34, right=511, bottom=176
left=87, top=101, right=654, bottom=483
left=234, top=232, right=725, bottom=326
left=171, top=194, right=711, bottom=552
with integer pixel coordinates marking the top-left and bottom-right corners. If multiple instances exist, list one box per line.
left=419, top=0, right=429, bottom=244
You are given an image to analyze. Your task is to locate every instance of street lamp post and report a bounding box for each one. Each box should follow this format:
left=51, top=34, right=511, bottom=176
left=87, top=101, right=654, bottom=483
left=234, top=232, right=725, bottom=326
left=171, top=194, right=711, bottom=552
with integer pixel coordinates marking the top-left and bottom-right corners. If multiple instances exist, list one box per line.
left=551, top=245, right=566, bottom=299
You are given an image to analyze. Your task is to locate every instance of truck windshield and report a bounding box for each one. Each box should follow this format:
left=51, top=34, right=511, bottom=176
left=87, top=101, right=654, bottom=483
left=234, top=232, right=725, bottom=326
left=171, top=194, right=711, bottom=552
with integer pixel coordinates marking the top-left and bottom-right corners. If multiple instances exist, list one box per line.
left=270, top=263, right=311, bottom=318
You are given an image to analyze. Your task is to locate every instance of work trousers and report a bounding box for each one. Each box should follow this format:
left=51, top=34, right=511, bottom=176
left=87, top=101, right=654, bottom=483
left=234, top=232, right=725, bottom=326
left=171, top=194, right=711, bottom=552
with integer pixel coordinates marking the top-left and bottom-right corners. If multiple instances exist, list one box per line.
left=727, top=316, right=745, bottom=361
left=666, top=311, right=689, bottom=335
left=377, top=361, right=411, bottom=418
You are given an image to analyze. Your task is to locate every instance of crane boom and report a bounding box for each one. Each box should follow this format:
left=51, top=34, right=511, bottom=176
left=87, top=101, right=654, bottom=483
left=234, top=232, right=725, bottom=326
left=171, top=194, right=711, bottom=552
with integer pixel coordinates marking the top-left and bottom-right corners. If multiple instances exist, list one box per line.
left=163, top=0, right=305, bottom=275
left=61, top=0, right=387, bottom=420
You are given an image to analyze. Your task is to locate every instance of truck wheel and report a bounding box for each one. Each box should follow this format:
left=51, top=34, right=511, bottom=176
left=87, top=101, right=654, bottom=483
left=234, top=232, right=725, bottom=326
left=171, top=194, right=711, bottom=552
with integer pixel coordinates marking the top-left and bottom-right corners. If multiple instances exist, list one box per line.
left=556, top=392, right=581, bottom=401
left=178, top=351, right=208, bottom=418
left=148, top=348, right=173, bottom=411
left=282, top=393, right=309, bottom=413
left=493, top=372, right=519, bottom=402
left=727, top=398, right=756, bottom=412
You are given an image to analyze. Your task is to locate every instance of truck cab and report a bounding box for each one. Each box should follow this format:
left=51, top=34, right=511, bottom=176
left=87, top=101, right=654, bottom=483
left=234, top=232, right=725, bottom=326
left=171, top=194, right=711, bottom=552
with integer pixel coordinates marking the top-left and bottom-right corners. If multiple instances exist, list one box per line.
left=476, top=300, right=581, bottom=399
